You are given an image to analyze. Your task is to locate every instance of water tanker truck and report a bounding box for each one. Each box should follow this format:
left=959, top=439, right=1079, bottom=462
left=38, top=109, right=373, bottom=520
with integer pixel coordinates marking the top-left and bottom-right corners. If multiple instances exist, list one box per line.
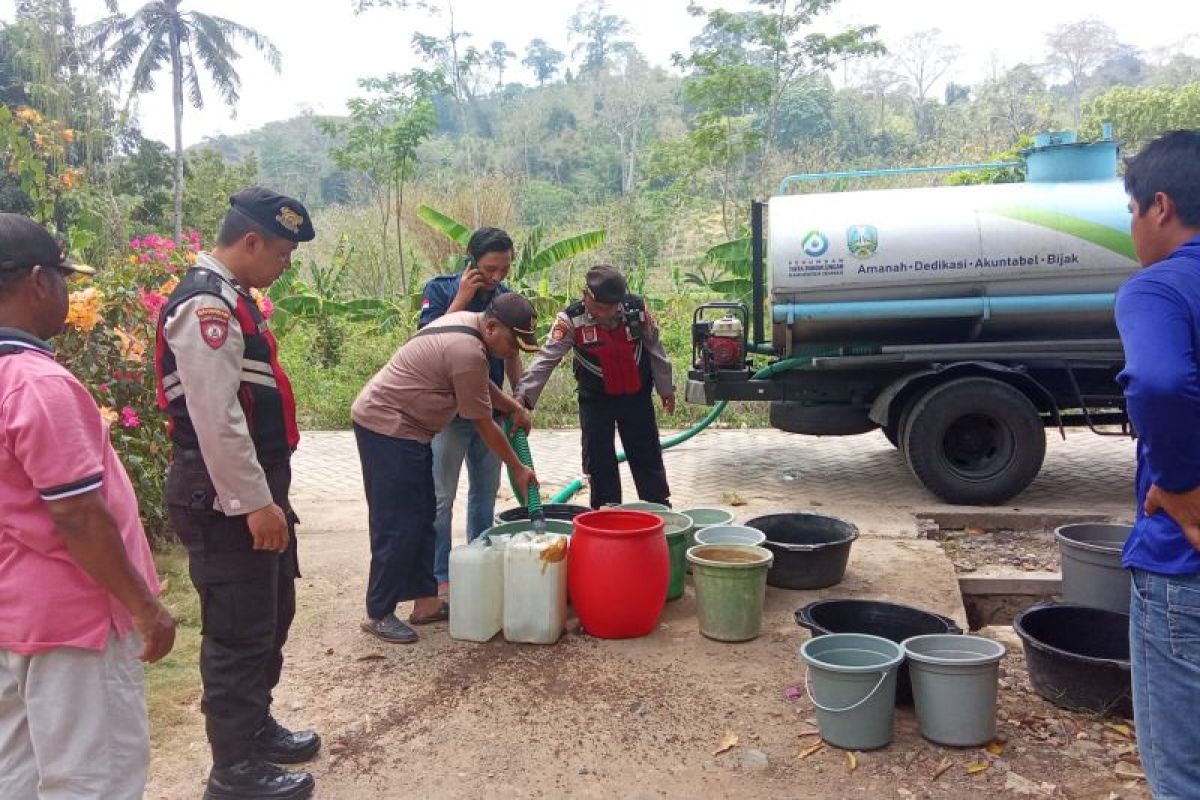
left=686, top=129, right=1136, bottom=505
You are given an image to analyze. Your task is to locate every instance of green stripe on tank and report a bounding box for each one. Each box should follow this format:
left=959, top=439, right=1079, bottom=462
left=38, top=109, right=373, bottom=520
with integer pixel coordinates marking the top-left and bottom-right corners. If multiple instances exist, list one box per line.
left=991, top=207, right=1137, bottom=261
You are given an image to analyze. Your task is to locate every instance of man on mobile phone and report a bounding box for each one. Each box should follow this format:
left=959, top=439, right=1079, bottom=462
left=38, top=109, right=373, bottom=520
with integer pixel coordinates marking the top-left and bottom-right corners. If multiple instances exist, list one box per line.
left=417, top=228, right=523, bottom=594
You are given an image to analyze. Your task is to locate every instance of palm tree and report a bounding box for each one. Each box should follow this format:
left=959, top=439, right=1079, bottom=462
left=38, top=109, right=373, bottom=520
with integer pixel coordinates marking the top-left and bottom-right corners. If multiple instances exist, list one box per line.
left=86, top=0, right=281, bottom=240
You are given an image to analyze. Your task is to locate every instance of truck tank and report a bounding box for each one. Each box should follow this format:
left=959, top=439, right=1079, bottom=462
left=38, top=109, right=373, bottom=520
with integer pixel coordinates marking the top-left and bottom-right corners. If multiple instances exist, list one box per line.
left=768, top=133, right=1138, bottom=349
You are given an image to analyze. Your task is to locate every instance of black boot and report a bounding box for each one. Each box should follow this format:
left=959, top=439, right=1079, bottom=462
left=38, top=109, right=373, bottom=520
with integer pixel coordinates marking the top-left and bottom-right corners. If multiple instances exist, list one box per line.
left=253, top=715, right=321, bottom=764
left=203, top=760, right=314, bottom=800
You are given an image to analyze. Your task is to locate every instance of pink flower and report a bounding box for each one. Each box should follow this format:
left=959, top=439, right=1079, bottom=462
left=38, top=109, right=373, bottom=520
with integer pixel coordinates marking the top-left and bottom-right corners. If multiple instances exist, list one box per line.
left=120, top=406, right=141, bottom=428
left=130, top=238, right=142, bottom=249
left=144, top=234, right=160, bottom=248
left=163, top=239, right=175, bottom=250
left=260, top=294, right=275, bottom=319
left=139, top=253, right=151, bottom=263
left=138, top=289, right=167, bottom=321
left=98, top=382, right=110, bottom=393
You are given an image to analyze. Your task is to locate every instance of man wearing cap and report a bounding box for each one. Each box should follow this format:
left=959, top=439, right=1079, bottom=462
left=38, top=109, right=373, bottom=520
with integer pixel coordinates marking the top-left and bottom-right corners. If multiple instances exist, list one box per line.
left=0, top=213, right=176, bottom=798
left=155, top=188, right=318, bottom=799
left=352, top=293, right=540, bottom=644
left=418, top=227, right=522, bottom=595
left=516, top=265, right=675, bottom=508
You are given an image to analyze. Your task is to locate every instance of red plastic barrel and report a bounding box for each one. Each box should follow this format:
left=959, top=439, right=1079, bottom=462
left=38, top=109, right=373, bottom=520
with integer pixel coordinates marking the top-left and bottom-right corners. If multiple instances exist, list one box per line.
left=569, top=510, right=669, bottom=639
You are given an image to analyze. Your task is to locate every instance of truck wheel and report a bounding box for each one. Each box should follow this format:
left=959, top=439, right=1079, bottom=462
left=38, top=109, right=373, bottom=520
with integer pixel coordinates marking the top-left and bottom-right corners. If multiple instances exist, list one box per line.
left=901, top=377, right=1045, bottom=505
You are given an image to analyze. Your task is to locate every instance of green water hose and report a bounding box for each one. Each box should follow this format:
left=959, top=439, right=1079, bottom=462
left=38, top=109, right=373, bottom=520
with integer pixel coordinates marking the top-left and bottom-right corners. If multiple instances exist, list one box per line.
left=547, top=353, right=841, bottom=504
left=503, top=419, right=546, bottom=531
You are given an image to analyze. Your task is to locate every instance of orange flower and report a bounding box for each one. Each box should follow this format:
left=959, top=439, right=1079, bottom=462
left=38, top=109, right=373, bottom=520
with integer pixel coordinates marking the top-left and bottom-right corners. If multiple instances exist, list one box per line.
left=98, top=406, right=118, bottom=426
left=159, top=275, right=180, bottom=295
left=61, top=128, right=75, bottom=143
left=15, top=107, right=41, bottom=124
left=114, top=327, right=146, bottom=363
left=66, top=287, right=102, bottom=331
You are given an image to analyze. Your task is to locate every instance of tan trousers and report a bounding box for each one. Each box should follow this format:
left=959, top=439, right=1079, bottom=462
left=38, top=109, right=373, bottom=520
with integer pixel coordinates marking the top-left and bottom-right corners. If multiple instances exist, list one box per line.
left=0, top=631, right=148, bottom=800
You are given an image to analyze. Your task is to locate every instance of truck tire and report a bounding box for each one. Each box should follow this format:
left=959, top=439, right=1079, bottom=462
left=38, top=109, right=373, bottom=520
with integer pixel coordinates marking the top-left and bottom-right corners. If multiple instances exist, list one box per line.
left=882, top=394, right=919, bottom=451
left=901, top=377, right=1045, bottom=505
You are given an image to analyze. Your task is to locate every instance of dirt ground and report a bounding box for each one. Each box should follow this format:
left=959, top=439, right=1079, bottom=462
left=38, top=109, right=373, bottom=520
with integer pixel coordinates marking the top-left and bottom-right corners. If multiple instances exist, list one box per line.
left=144, top=430, right=1149, bottom=798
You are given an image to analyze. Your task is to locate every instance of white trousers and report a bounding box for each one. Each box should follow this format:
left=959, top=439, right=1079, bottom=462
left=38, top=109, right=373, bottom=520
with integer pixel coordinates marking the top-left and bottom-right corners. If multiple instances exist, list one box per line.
left=0, top=631, right=149, bottom=800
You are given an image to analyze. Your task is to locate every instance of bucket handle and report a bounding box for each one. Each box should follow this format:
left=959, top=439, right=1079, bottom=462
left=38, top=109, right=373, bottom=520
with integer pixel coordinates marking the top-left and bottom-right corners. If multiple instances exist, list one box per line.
left=804, top=667, right=888, bottom=714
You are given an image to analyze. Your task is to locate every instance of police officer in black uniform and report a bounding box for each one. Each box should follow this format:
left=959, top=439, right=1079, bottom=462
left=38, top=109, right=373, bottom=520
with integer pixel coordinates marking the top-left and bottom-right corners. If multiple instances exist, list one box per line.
left=515, top=265, right=675, bottom=508
left=156, top=189, right=317, bottom=800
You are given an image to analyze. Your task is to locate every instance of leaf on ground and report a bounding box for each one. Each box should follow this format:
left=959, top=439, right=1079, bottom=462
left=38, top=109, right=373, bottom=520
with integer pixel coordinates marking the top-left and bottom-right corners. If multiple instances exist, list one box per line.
left=797, top=730, right=821, bottom=738
left=799, top=742, right=824, bottom=759
left=985, top=740, right=1006, bottom=756
left=932, top=758, right=953, bottom=780
left=1104, top=722, right=1134, bottom=739
left=784, top=685, right=803, bottom=699
left=846, top=751, right=858, bottom=772
left=356, top=653, right=386, bottom=661
left=966, top=761, right=990, bottom=775
left=1115, top=766, right=1146, bottom=781
left=713, top=731, right=738, bottom=756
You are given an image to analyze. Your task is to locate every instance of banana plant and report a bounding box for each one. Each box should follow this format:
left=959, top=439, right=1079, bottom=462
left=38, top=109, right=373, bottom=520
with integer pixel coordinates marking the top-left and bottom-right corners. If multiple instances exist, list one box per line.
left=687, top=237, right=754, bottom=301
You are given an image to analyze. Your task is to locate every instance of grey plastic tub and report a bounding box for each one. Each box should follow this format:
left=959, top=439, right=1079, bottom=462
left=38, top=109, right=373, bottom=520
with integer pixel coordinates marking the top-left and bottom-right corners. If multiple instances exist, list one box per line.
left=694, top=525, right=767, bottom=547
left=902, top=634, right=1006, bottom=746
left=1055, top=523, right=1132, bottom=613
left=799, top=633, right=904, bottom=750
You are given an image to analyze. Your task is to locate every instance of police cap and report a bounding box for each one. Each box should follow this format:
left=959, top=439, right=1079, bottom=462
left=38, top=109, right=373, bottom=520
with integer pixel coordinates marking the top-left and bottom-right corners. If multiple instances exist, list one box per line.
left=228, top=187, right=316, bottom=243
left=585, top=264, right=627, bottom=304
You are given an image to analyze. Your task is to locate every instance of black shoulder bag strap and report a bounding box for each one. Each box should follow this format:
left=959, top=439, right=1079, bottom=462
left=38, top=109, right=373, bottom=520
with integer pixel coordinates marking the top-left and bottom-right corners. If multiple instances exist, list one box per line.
left=412, top=324, right=484, bottom=342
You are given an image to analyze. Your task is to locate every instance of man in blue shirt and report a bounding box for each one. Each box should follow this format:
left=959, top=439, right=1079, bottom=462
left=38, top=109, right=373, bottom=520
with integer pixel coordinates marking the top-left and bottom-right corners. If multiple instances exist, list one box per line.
left=1115, top=129, right=1200, bottom=799
left=418, top=228, right=522, bottom=593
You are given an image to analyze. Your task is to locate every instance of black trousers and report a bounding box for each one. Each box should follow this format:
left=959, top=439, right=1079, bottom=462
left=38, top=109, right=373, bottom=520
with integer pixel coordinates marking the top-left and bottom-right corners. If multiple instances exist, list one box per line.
left=353, top=423, right=438, bottom=620
left=579, top=390, right=670, bottom=508
left=167, top=454, right=298, bottom=768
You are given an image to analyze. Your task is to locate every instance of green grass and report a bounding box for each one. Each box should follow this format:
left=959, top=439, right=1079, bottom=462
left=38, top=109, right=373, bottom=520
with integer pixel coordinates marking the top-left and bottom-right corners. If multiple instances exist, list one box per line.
left=280, top=297, right=771, bottom=431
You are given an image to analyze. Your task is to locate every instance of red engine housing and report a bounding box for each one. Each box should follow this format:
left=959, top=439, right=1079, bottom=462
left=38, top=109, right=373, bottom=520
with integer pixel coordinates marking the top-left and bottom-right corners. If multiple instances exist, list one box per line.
left=708, top=335, right=743, bottom=368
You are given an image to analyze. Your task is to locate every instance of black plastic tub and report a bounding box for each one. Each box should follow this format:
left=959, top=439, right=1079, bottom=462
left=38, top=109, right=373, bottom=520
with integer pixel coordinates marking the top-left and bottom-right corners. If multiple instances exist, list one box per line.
left=1013, top=603, right=1132, bottom=718
left=495, top=504, right=590, bottom=525
left=745, top=513, right=858, bottom=590
left=795, top=598, right=963, bottom=706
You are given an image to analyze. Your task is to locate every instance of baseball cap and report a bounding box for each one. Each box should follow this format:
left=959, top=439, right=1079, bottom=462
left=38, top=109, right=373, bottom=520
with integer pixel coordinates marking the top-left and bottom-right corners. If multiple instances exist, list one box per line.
left=0, top=213, right=94, bottom=277
left=585, top=265, right=627, bottom=304
left=488, top=293, right=540, bottom=352
left=228, top=187, right=316, bottom=243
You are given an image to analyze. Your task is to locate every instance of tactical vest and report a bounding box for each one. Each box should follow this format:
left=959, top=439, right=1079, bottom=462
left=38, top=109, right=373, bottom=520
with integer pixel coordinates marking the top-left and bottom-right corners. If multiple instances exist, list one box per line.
left=568, top=295, right=652, bottom=397
left=154, top=268, right=298, bottom=469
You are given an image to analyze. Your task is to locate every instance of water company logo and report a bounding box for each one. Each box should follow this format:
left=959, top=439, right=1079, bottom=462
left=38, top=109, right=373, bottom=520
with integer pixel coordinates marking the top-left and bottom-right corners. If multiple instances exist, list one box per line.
left=801, top=229, right=829, bottom=258
left=847, top=225, right=879, bottom=259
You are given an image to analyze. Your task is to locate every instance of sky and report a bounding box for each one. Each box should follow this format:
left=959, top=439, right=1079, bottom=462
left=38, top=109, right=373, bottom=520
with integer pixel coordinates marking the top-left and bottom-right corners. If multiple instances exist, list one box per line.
left=1, top=0, right=1196, bottom=147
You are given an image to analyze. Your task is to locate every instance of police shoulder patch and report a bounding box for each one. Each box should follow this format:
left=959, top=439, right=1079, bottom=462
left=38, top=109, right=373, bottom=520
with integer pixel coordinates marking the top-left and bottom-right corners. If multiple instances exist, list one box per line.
left=196, top=306, right=232, bottom=349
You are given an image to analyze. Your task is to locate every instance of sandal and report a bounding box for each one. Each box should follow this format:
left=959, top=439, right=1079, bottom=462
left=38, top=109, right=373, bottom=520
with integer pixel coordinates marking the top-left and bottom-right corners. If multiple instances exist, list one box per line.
left=361, top=613, right=418, bottom=644
left=409, top=600, right=450, bottom=625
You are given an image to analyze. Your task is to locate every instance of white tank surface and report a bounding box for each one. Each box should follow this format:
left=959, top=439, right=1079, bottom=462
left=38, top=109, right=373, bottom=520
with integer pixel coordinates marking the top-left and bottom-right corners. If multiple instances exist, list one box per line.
left=768, top=178, right=1139, bottom=346
left=503, top=532, right=569, bottom=645
left=449, top=538, right=505, bottom=643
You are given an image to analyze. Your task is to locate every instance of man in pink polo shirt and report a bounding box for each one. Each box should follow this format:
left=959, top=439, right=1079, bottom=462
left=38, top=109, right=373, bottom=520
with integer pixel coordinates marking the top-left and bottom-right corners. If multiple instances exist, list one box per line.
left=0, top=213, right=176, bottom=799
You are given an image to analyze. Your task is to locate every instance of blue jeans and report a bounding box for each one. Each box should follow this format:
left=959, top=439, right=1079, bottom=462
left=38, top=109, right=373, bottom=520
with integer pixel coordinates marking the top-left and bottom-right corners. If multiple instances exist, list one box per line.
left=1130, top=568, right=1200, bottom=799
left=432, top=416, right=501, bottom=583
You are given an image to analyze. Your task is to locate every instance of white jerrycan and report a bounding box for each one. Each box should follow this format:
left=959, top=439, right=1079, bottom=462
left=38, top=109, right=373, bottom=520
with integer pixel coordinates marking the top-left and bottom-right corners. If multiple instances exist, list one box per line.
left=503, top=532, right=569, bottom=644
left=449, top=537, right=505, bottom=642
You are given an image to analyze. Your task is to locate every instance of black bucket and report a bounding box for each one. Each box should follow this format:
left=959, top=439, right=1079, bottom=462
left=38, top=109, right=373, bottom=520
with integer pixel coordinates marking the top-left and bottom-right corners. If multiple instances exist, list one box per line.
left=746, top=513, right=858, bottom=590
left=795, top=599, right=963, bottom=706
left=495, top=504, right=590, bottom=525
left=1013, top=603, right=1132, bottom=718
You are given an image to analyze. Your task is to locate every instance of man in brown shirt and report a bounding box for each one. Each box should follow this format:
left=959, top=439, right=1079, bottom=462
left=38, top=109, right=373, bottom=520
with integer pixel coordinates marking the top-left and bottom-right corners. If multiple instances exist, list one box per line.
left=351, top=294, right=539, bottom=643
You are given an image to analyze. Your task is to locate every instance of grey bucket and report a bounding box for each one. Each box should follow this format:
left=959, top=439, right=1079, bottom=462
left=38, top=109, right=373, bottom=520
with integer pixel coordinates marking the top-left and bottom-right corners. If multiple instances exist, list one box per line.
left=902, top=634, right=1007, bottom=746
left=694, top=525, right=767, bottom=547
left=1055, top=524, right=1132, bottom=613
left=799, top=633, right=904, bottom=750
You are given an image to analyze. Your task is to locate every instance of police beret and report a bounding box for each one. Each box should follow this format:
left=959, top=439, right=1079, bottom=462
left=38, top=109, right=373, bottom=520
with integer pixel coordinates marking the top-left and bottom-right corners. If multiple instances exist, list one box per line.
left=585, top=265, right=627, bottom=304
left=229, top=187, right=316, bottom=243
